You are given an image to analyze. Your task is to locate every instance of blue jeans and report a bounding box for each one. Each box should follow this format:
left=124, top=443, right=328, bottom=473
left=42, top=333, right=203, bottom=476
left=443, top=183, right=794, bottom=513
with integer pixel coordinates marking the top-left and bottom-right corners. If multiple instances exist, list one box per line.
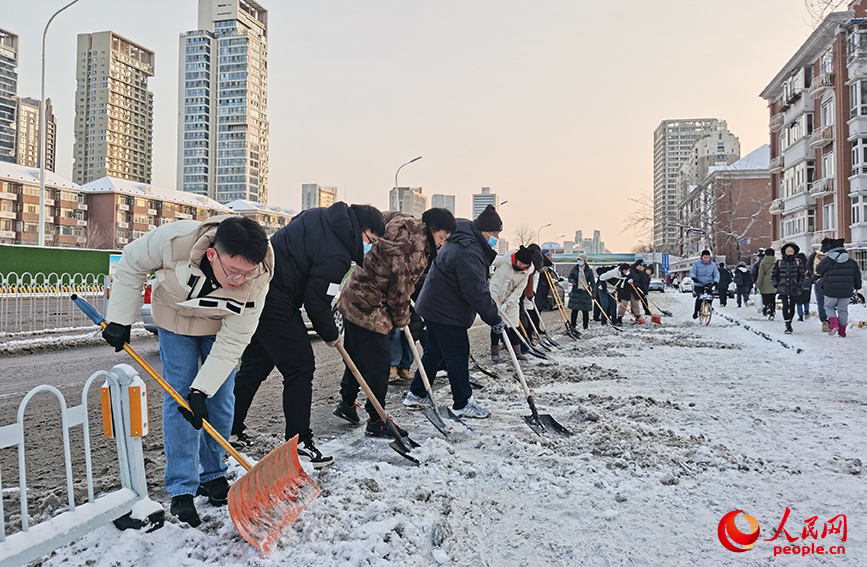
left=408, top=321, right=473, bottom=410
left=158, top=328, right=236, bottom=497
left=389, top=327, right=412, bottom=369
left=814, top=283, right=827, bottom=322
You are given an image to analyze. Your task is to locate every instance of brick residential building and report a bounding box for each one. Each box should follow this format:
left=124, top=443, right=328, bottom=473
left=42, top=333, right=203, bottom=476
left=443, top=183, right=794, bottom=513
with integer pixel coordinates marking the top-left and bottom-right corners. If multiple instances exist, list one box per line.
left=223, top=199, right=294, bottom=236
left=760, top=0, right=867, bottom=269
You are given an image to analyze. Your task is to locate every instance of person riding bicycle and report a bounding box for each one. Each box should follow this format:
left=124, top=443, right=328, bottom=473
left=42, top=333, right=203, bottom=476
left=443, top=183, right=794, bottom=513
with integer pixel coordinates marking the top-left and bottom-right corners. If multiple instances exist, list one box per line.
left=690, top=250, right=720, bottom=320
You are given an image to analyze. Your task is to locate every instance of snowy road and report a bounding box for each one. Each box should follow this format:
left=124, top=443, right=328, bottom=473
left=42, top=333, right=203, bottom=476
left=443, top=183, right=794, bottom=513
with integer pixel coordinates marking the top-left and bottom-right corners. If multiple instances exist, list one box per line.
left=8, top=292, right=866, bottom=566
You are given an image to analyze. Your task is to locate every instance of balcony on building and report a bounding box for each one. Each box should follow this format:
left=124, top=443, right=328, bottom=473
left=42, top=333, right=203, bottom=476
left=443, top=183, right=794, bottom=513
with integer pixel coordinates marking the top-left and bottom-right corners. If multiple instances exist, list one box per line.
left=769, top=155, right=785, bottom=174
left=782, top=184, right=816, bottom=214
left=811, top=177, right=835, bottom=198
left=769, top=112, right=785, bottom=133
left=851, top=223, right=867, bottom=244
left=809, top=125, right=834, bottom=149
left=117, top=203, right=129, bottom=211
left=782, top=135, right=810, bottom=166
left=809, top=73, right=834, bottom=99
left=769, top=198, right=784, bottom=215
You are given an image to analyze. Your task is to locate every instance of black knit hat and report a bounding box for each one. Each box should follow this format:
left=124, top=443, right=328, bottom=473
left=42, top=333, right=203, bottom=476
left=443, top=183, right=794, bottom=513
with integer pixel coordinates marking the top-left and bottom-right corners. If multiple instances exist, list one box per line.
left=474, top=205, right=503, bottom=232
left=764, top=248, right=776, bottom=256
left=515, top=245, right=534, bottom=265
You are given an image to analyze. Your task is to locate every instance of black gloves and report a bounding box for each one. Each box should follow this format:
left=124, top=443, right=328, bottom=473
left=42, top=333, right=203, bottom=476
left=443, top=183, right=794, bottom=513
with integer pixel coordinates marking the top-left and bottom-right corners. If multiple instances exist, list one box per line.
left=102, top=322, right=131, bottom=352
left=492, top=320, right=507, bottom=335
left=178, top=390, right=209, bottom=430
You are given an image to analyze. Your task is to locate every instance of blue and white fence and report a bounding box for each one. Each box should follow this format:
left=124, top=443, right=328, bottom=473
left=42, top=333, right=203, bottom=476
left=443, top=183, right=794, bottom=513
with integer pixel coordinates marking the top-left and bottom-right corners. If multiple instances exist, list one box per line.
left=0, top=272, right=109, bottom=335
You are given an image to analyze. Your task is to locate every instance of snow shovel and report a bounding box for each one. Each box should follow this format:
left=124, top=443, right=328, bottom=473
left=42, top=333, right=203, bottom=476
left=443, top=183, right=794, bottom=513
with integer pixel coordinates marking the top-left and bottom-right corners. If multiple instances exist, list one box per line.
left=519, top=317, right=552, bottom=352
left=499, top=310, right=548, bottom=360
left=500, top=330, right=572, bottom=437
left=529, top=304, right=562, bottom=346
left=335, top=343, right=420, bottom=464
left=469, top=350, right=500, bottom=381
left=630, top=282, right=662, bottom=325
left=525, top=306, right=559, bottom=349
left=543, top=269, right=581, bottom=339
left=71, top=295, right=317, bottom=558
left=403, top=325, right=471, bottom=439
left=574, top=275, right=623, bottom=333
left=606, top=289, right=643, bottom=324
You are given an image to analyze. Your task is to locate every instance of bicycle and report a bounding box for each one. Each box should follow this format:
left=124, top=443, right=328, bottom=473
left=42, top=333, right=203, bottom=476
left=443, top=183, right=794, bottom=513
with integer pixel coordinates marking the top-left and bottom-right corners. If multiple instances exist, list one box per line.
left=698, top=291, right=713, bottom=326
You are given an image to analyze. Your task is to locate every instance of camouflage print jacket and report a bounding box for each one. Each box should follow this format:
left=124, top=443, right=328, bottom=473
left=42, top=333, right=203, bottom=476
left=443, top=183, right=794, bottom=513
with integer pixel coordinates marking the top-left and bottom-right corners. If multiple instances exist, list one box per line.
left=337, top=212, right=432, bottom=335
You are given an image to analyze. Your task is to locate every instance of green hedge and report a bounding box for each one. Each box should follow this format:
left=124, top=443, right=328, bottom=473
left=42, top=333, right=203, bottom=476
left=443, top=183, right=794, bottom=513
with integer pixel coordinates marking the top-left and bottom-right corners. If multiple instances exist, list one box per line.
left=0, top=245, right=119, bottom=278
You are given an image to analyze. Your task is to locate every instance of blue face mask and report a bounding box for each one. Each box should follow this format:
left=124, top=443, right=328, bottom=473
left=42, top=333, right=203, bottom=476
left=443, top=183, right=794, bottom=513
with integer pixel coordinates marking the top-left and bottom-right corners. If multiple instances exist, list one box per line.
left=487, top=236, right=498, bottom=249
left=363, top=241, right=372, bottom=255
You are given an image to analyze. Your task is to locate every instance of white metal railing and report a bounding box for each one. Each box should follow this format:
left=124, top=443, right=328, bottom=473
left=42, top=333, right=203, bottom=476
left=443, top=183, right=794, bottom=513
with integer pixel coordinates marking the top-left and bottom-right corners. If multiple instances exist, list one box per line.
left=810, top=178, right=834, bottom=197
left=770, top=112, right=785, bottom=132
left=0, top=364, right=153, bottom=567
left=809, top=73, right=834, bottom=99
left=769, top=155, right=784, bottom=173
left=809, top=125, right=834, bottom=149
left=769, top=199, right=784, bottom=215
left=0, top=272, right=109, bottom=336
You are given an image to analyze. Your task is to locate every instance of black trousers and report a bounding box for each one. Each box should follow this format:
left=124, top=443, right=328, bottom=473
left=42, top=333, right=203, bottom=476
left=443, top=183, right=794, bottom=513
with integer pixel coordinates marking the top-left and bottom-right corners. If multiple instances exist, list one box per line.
left=409, top=321, right=473, bottom=410
left=491, top=326, right=521, bottom=347
left=736, top=286, right=750, bottom=306
left=779, top=294, right=796, bottom=323
left=232, top=307, right=315, bottom=443
left=339, top=320, right=392, bottom=422
left=570, top=309, right=590, bottom=329
left=761, top=293, right=776, bottom=315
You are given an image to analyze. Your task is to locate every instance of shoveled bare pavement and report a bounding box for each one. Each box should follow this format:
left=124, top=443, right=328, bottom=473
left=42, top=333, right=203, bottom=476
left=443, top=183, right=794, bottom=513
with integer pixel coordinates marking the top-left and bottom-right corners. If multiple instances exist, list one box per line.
left=0, top=315, right=511, bottom=512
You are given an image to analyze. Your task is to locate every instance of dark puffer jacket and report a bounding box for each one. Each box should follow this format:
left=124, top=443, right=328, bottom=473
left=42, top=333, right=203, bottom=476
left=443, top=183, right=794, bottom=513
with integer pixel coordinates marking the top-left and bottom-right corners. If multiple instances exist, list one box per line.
left=816, top=247, right=863, bottom=299
left=415, top=219, right=501, bottom=329
left=771, top=243, right=805, bottom=296
left=567, top=263, right=596, bottom=311
left=266, top=202, right=364, bottom=342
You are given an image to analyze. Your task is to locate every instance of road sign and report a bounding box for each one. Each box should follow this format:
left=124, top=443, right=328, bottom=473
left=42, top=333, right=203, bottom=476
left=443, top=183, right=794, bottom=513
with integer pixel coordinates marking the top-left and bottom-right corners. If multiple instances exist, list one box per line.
left=661, top=253, right=670, bottom=272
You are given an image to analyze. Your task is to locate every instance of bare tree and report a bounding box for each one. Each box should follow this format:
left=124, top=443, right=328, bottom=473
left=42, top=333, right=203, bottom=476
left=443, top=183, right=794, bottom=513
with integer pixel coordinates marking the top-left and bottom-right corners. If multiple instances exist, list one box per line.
left=621, top=192, right=654, bottom=250
left=81, top=222, right=114, bottom=250
left=631, top=242, right=655, bottom=253
left=513, top=223, right=535, bottom=246
left=805, top=0, right=847, bottom=28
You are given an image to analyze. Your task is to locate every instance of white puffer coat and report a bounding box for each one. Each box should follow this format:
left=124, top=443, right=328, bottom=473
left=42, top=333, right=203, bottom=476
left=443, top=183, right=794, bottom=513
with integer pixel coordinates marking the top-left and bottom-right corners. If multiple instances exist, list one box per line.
left=489, top=252, right=535, bottom=326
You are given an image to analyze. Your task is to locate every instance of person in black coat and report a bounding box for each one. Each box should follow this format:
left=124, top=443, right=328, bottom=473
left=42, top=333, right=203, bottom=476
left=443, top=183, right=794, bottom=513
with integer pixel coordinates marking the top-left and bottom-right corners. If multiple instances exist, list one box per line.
left=733, top=261, right=752, bottom=307
left=794, top=252, right=812, bottom=321
left=751, top=249, right=764, bottom=294
left=534, top=249, right=555, bottom=311
left=403, top=205, right=505, bottom=418
left=718, top=262, right=733, bottom=307
left=816, top=240, right=863, bottom=337
left=807, top=238, right=831, bottom=328
left=231, top=202, right=385, bottom=467
left=771, top=242, right=805, bottom=334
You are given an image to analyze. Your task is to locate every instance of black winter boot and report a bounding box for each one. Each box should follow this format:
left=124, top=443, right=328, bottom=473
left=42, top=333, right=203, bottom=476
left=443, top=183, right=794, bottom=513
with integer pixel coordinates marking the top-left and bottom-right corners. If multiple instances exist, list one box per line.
left=333, top=400, right=360, bottom=424
left=785, top=321, right=793, bottom=334
left=170, top=495, right=201, bottom=527
left=491, top=344, right=501, bottom=363
left=197, top=477, right=230, bottom=506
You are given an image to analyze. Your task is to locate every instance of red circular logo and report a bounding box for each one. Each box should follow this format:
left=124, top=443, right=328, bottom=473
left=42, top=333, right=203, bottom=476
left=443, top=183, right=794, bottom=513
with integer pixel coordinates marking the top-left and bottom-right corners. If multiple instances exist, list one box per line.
left=718, top=510, right=761, bottom=552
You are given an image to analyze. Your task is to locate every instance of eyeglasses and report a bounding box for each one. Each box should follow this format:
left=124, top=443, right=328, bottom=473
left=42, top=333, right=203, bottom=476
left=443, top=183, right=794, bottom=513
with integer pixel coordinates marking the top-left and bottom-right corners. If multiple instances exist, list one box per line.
left=214, top=248, right=261, bottom=281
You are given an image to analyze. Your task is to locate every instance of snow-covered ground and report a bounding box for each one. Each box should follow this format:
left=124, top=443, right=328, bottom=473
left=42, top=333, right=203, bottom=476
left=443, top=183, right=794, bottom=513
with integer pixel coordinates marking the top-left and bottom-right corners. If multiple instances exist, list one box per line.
left=31, top=292, right=866, bottom=566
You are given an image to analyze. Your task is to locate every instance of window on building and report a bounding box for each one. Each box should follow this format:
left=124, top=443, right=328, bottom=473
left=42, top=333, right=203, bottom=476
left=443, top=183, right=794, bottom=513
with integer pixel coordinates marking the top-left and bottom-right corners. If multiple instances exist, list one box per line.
left=822, top=150, right=836, bottom=179
left=823, top=201, right=837, bottom=230
left=821, top=99, right=834, bottom=127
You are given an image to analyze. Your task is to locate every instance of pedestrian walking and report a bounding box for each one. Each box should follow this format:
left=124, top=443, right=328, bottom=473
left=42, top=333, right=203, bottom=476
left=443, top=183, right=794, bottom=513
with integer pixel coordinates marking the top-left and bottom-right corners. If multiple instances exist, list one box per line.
left=733, top=261, right=752, bottom=307
left=816, top=239, right=862, bottom=338
left=756, top=248, right=778, bottom=320
left=231, top=202, right=385, bottom=468
left=403, top=205, right=506, bottom=418
left=771, top=243, right=805, bottom=334
left=718, top=262, right=733, bottom=307
left=567, top=254, right=596, bottom=331
left=808, top=239, right=831, bottom=331
left=101, top=216, right=273, bottom=526
left=334, top=208, right=455, bottom=437
left=689, top=250, right=720, bottom=320
left=795, top=252, right=812, bottom=321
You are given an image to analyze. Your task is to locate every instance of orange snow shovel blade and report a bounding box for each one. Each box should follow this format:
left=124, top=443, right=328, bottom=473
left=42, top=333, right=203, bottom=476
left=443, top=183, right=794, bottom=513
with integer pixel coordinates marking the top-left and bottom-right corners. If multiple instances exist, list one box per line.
left=651, top=315, right=662, bottom=325
left=228, top=435, right=320, bottom=557
left=70, top=294, right=319, bottom=558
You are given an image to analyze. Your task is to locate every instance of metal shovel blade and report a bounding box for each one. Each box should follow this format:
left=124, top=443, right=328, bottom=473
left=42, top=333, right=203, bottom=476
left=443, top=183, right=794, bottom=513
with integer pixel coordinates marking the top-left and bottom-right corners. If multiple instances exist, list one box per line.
left=424, top=405, right=473, bottom=439
left=523, top=414, right=573, bottom=437
left=228, top=436, right=320, bottom=557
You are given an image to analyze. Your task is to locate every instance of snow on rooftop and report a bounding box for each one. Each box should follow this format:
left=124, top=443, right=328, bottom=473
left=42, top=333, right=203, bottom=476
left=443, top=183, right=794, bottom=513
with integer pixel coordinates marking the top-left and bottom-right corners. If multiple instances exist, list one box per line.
left=80, top=177, right=232, bottom=211
left=0, top=161, right=81, bottom=189
left=708, top=144, right=770, bottom=175
left=224, top=199, right=295, bottom=216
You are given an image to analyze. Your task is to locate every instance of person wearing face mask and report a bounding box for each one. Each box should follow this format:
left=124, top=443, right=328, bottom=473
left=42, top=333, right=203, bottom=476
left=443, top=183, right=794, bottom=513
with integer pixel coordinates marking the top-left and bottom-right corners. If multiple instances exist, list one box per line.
left=487, top=245, right=536, bottom=363
left=771, top=243, right=805, bottom=334
left=333, top=208, right=456, bottom=437
left=230, top=202, right=385, bottom=468
left=567, top=254, right=596, bottom=331
left=403, top=205, right=505, bottom=418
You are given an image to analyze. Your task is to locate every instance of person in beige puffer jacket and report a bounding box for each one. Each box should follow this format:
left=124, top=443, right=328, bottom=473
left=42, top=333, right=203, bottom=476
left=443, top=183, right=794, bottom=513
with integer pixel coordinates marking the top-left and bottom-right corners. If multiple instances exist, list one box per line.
left=103, top=215, right=273, bottom=527
left=488, top=246, right=535, bottom=362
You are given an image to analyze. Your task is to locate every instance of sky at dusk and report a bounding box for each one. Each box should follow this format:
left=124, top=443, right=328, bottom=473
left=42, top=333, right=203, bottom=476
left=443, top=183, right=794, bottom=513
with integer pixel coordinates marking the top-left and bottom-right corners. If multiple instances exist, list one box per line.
left=2, top=0, right=838, bottom=250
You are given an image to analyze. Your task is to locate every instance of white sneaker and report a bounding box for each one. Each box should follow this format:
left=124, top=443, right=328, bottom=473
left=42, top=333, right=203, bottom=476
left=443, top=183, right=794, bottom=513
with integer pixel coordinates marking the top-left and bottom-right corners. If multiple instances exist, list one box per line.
left=435, top=369, right=448, bottom=378
left=452, top=396, right=490, bottom=419
left=403, top=392, right=432, bottom=409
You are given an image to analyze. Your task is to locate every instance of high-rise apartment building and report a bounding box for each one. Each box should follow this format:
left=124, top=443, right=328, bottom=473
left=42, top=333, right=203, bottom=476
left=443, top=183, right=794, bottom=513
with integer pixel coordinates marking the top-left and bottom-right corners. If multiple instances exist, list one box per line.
left=389, top=186, right=429, bottom=217
left=759, top=1, right=867, bottom=270
left=653, top=119, right=723, bottom=252
left=675, top=127, right=740, bottom=200
left=178, top=0, right=269, bottom=204
left=0, top=29, right=19, bottom=164
left=472, top=187, right=498, bottom=219
left=431, top=194, right=456, bottom=215
left=301, top=183, right=337, bottom=210
left=72, top=31, right=154, bottom=185
left=14, top=97, right=56, bottom=171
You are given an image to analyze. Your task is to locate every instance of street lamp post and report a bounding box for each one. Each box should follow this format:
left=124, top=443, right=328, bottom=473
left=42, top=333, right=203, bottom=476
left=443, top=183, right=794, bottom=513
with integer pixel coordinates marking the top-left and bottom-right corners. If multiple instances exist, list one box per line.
left=536, top=223, right=552, bottom=244
left=39, top=0, right=83, bottom=247
left=393, top=156, right=422, bottom=212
